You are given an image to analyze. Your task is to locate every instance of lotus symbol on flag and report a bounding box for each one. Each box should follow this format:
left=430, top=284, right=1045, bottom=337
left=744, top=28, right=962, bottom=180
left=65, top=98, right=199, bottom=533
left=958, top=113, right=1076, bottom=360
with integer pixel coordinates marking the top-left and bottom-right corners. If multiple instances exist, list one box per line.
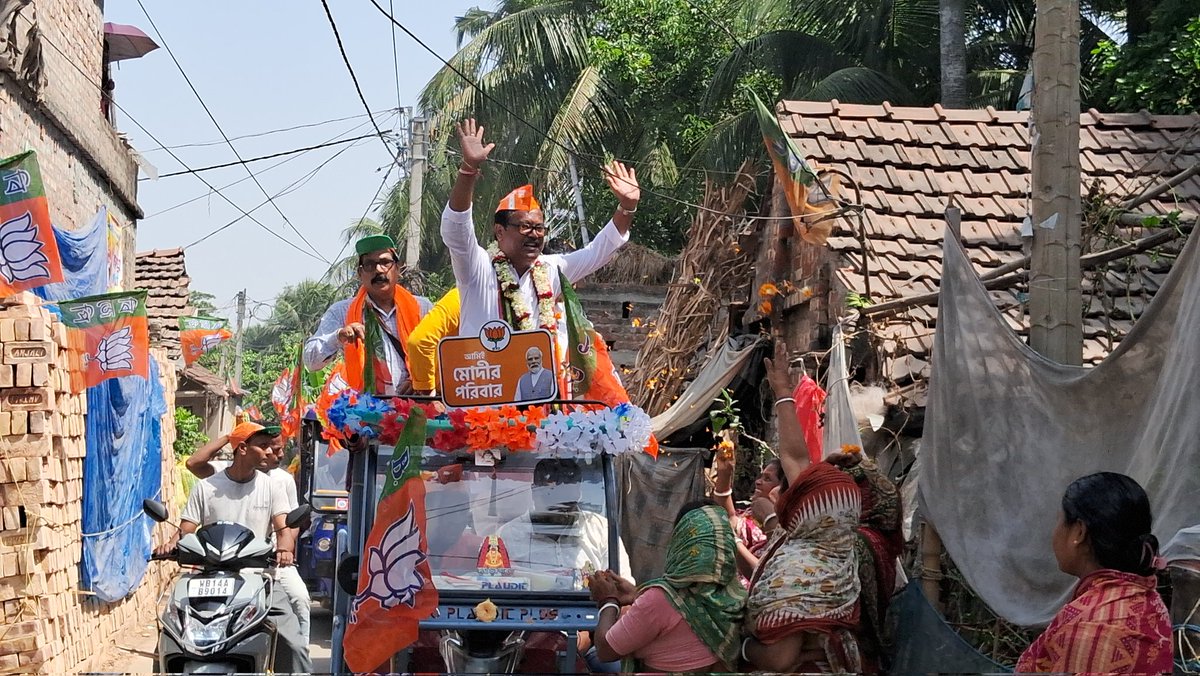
left=272, top=372, right=293, bottom=407
left=480, top=321, right=510, bottom=351
left=94, top=327, right=134, bottom=372
left=329, top=371, right=348, bottom=395
left=200, top=333, right=224, bottom=352
left=0, top=212, right=51, bottom=284
left=3, top=169, right=30, bottom=196
left=352, top=502, right=426, bottom=617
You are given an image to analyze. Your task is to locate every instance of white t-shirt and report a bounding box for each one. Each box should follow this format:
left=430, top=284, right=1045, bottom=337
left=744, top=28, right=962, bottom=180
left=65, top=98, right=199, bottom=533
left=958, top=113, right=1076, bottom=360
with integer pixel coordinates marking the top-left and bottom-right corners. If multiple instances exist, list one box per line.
left=181, top=469, right=289, bottom=541
left=209, top=462, right=298, bottom=510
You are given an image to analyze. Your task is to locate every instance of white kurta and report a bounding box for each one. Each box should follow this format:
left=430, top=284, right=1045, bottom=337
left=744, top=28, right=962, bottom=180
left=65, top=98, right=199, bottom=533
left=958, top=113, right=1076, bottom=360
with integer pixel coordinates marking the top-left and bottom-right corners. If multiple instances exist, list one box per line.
left=440, top=205, right=629, bottom=349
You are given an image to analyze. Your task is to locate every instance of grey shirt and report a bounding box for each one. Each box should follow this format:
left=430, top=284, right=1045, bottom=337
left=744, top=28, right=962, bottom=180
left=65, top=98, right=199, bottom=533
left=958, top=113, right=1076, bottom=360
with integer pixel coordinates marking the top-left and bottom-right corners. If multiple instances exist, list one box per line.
left=181, top=470, right=289, bottom=542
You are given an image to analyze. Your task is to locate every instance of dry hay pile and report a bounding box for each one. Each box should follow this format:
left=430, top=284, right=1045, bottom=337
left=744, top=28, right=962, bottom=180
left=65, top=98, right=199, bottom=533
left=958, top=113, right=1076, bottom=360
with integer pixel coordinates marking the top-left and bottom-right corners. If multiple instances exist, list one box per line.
left=627, top=162, right=757, bottom=415
left=591, top=242, right=676, bottom=286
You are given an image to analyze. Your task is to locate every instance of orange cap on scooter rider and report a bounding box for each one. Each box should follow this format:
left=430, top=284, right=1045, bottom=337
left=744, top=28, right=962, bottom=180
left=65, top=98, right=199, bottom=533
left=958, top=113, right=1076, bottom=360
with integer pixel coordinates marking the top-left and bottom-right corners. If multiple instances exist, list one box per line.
left=229, top=421, right=282, bottom=448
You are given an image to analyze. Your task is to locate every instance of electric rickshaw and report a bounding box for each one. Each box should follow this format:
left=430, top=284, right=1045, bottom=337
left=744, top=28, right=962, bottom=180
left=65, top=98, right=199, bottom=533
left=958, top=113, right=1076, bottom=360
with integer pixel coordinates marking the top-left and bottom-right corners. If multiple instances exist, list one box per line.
left=327, top=402, right=628, bottom=674
left=295, top=416, right=349, bottom=609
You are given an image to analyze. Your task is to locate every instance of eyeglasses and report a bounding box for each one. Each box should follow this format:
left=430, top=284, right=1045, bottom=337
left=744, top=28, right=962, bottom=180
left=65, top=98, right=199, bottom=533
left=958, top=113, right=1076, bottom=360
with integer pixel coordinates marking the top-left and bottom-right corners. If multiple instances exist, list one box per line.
left=360, top=258, right=397, bottom=271
left=506, top=223, right=548, bottom=237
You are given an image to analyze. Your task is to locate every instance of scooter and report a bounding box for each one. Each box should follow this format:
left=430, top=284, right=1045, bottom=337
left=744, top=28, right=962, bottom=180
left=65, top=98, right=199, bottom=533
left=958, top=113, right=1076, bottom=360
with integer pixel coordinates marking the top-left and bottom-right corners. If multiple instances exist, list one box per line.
left=143, top=499, right=310, bottom=674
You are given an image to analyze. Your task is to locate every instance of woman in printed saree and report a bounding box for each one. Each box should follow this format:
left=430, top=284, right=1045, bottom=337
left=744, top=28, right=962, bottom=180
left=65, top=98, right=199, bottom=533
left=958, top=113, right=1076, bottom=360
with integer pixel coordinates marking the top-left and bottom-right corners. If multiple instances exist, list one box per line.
left=588, top=501, right=746, bottom=672
left=1017, top=472, right=1172, bottom=674
left=739, top=339, right=864, bottom=673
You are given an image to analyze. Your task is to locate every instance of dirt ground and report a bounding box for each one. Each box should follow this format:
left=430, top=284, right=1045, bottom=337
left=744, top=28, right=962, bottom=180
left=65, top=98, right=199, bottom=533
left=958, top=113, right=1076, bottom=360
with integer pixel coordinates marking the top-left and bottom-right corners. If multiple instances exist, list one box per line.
left=88, top=608, right=334, bottom=674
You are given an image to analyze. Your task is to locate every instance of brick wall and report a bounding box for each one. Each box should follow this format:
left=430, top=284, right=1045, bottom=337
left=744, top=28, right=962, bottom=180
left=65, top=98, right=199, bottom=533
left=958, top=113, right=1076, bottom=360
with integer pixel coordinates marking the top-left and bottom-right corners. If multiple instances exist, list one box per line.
left=0, top=0, right=142, bottom=288
left=0, top=295, right=179, bottom=674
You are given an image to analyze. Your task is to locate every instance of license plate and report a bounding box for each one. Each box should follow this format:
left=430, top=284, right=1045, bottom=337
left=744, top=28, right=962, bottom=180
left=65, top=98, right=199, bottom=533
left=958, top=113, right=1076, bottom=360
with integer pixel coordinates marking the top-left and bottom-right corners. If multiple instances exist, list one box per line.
left=188, top=577, right=235, bottom=598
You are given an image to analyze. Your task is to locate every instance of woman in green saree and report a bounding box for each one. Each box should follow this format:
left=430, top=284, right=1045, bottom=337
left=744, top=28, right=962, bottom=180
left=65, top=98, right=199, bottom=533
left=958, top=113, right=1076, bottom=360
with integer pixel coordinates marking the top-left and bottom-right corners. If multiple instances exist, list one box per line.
left=588, top=501, right=747, bottom=672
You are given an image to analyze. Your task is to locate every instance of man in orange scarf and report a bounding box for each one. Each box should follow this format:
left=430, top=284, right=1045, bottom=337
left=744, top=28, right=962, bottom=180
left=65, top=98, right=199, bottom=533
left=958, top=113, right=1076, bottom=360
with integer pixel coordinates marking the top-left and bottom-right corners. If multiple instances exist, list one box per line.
left=304, top=235, right=432, bottom=394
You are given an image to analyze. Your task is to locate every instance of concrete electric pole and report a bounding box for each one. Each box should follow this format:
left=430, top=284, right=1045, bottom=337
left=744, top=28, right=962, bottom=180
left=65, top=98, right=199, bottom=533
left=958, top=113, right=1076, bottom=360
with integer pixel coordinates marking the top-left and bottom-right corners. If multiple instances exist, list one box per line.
left=233, top=289, right=246, bottom=391
left=405, top=116, right=426, bottom=270
left=1028, top=0, right=1083, bottom=365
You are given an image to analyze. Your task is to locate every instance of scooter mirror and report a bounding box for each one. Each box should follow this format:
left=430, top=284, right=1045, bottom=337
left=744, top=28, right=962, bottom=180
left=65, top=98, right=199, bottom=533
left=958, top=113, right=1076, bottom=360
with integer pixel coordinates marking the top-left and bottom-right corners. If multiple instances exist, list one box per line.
left=285, top=504, right=312, bottom=529
left=142, top=499, right=169, bottom=523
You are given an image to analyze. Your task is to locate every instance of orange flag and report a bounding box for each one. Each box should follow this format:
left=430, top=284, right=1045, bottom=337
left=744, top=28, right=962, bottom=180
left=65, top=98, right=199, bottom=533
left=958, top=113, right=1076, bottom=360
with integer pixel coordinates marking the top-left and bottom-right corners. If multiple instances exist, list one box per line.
left=316, top=362, right=350, bottom=453
left=58, top=290, right=150, bottom=391
left=271, top=351, right=304, bottom=440
left=343, top=408, right=437, bottom=672
left=0, top=151, right=64, bottom=295
left=179, top=315, right=233, bottom=366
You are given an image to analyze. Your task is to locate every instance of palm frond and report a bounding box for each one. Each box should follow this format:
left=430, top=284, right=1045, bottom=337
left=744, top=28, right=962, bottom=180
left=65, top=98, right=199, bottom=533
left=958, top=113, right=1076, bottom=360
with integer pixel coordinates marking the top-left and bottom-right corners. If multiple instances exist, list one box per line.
left=705, top=30, right=848, bottom=108
left=801, top=66, right=915, bottom=104
left=532, top=65, right=622, bottom=188
left=684, top=109, right=764, bottom=174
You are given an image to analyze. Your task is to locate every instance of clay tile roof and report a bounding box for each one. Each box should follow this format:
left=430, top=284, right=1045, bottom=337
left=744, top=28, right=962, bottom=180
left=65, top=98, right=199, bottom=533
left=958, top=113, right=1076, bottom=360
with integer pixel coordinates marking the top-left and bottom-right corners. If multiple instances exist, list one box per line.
left=181, top=364, right=227, bottom=397
left=776, top=101, right=1200, bottom=374
left=134, top=248, right=193, bottom=359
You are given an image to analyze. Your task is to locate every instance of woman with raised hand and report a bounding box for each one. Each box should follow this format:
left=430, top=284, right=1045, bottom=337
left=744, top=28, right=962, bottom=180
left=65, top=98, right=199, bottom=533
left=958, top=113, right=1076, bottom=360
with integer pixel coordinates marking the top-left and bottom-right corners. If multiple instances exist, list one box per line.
left=588, top=501, right=746, bottom=673
left=711, top=443, right=787, bottom=584
left=739, top=338, right=864, bottom=673
left=1017, top=472, right=1172, bottom=674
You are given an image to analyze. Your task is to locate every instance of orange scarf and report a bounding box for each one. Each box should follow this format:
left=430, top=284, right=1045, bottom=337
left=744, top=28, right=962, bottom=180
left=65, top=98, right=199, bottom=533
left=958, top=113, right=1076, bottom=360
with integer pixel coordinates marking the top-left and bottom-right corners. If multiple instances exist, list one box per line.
left=343, top=285, right=421, bottom=393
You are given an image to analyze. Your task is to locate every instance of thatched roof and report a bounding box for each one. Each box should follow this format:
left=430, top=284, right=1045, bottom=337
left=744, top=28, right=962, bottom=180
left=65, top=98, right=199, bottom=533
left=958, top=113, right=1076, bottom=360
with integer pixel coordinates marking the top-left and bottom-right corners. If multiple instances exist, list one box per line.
left=590, top=242, right=676, bottom=285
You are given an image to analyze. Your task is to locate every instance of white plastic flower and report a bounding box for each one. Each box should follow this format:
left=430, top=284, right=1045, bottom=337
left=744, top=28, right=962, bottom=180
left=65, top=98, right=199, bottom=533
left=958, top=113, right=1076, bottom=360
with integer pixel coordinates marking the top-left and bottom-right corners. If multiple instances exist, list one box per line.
left=0, top=211, right=51, bottom=284
left=94, top=326, right=134, bottom=372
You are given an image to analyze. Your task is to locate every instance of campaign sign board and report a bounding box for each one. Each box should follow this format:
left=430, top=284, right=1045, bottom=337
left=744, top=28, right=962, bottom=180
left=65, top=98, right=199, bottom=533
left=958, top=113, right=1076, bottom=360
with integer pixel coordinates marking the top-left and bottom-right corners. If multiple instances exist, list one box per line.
left=437, top=321, right=558, bottom=407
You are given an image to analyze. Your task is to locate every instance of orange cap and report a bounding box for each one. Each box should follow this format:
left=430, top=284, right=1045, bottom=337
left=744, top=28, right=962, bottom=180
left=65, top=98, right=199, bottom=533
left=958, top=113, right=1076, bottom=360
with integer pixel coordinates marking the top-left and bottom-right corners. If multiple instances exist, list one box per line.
left=229, top=421, right=281, bottom=447
left=496, top=184, right=540, bottom=212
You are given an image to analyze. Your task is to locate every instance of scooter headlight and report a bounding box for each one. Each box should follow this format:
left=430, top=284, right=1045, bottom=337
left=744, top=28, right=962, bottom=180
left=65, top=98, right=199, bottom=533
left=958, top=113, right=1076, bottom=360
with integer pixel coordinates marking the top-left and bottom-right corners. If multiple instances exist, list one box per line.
left=183, top=613, right=230, bottom=649
left=230, top=599, right=266, bottom=636
left=316, top=536, right=333, bottom=552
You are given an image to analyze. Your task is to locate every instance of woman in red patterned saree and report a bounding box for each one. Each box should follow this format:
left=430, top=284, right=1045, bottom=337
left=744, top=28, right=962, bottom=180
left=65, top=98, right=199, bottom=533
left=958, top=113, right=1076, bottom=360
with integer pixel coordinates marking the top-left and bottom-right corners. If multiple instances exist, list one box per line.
left=738, top=340, right=864, bottom=673
left=1017, top=472, right=1172, bottom=674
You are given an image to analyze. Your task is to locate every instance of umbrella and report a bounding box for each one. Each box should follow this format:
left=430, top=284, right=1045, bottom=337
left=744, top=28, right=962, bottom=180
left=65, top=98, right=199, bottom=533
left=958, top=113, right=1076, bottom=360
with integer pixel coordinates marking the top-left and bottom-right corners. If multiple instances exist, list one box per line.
left=103, top=22, right=159, bottom=62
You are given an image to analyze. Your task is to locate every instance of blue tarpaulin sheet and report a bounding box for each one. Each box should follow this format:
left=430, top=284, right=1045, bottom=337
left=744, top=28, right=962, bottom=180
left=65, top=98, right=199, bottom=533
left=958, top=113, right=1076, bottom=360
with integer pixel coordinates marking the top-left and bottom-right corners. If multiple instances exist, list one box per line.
left=80, top=361, right=166, bottom=601
left=887, top=581, right=1011, bottom=674
left=33, top=207, right=110, bottom=305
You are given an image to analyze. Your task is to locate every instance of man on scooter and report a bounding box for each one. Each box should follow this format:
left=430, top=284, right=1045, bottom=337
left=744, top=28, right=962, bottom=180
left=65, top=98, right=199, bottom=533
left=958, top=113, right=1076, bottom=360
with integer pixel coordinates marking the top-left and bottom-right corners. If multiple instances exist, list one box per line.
left=185, top=423, right=313, bottom=645
left=166, top=421, right=312, bottom=672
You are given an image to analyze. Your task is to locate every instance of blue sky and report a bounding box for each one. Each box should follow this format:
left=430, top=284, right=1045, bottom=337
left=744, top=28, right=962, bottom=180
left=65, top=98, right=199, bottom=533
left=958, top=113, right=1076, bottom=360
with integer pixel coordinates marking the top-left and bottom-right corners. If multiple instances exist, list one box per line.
left=104, top=0, right=479, bottom=321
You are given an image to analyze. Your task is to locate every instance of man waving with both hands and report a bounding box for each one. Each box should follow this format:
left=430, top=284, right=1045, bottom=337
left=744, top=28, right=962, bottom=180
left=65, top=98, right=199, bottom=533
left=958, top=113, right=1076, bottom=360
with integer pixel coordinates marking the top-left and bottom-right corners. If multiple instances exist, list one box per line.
left=439, top=118, right=641, bottom=399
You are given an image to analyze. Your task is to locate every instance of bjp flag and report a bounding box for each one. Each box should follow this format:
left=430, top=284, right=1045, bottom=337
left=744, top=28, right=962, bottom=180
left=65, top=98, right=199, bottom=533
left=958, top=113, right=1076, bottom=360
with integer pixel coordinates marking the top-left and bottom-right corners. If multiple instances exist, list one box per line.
left=179, top=315, right=233, bottom=366
left=58, top=290, right=150, bottom=391
left=270, top=351, right=305, bottom=441
left=343, top=407, right=437, bottom=672
left=0, top=151, right=64, bottom=294
left=751, top=92, right=836, bottom=245
left=316, top=362, right=351, bottom=453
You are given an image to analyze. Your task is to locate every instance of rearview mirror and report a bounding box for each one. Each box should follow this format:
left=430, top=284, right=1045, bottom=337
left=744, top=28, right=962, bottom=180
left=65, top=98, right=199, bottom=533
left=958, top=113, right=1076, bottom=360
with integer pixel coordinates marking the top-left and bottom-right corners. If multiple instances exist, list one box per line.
left=142, top=499, right=169, bottom=524
left=286, top=504, right=312, bottom=529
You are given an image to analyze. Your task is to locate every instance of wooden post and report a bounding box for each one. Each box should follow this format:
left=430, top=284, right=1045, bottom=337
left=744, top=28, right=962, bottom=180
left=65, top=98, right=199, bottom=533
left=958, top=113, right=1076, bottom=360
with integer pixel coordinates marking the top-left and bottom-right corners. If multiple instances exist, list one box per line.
left=1028, top=0, right=1084, bottom=365
left=922, top=521, right=945, bottom=613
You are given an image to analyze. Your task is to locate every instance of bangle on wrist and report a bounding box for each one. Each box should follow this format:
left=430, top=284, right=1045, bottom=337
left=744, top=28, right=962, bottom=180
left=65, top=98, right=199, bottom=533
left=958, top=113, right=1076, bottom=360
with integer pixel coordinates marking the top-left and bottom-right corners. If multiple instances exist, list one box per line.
left=598, top=601, right=621, bottom=616
left=773, top=396, right=795, bottom=407
left=712, top=487, right=733, bottom=497
left=617, top=203, right=638, bottom=215
left=762, top=513, right=779, bottom=527
left=741, top=637, right=752, bottom=663
left=459, top=164, right=480, bottom=176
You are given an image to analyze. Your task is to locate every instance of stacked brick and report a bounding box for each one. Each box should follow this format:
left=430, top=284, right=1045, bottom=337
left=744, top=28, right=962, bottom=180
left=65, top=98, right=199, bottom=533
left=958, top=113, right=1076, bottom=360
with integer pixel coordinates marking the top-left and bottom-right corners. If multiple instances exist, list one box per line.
left=0, top=293, right=180, bottom=673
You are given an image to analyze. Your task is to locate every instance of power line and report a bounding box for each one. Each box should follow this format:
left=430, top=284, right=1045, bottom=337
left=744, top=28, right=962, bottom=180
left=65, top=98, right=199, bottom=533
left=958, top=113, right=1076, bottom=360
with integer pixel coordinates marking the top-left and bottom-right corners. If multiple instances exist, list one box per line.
left=147, top=133, right=384, bottom=180
left=142, top=109, right=397, bottom=152
left=184, top=136, right=370, bottom=250
left=319, top=0, right=405, bottom=170
left=322, top=160, right=400, bottom=281
left=389, top=0, right=403, bottom=115
left=135, top=0, right=329, bottom=263
left=365, top=0, right=820, bottom=221
left=146, top=111, right=397, bottom=219
left=22, top=14, right=330, bottom=262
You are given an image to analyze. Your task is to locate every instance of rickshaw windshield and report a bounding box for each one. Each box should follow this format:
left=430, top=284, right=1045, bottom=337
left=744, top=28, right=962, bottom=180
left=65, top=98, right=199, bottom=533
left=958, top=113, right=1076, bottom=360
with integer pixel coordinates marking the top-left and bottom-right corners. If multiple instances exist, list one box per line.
left=403, top=451, right=610, bottom=593
left=312, top=443, right=350, bottom=494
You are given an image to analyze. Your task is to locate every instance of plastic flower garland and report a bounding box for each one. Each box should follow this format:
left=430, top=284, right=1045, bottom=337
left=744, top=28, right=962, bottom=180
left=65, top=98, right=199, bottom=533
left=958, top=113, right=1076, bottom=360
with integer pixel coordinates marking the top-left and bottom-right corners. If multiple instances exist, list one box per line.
left=324, top=393, right=653, bottom=457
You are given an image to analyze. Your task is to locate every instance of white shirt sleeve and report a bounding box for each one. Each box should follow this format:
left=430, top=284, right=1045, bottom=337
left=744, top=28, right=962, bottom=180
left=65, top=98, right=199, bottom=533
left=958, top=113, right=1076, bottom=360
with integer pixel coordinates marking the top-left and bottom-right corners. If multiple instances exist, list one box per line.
left=180, top=481, right=205, bottom=527
left=304, top=300, right=349, bottom=372
left=273, top=469, right=300, bottom=511
left=557, top=220, right=630, bottom=284
left=440, top=204, right=493, bottom=296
